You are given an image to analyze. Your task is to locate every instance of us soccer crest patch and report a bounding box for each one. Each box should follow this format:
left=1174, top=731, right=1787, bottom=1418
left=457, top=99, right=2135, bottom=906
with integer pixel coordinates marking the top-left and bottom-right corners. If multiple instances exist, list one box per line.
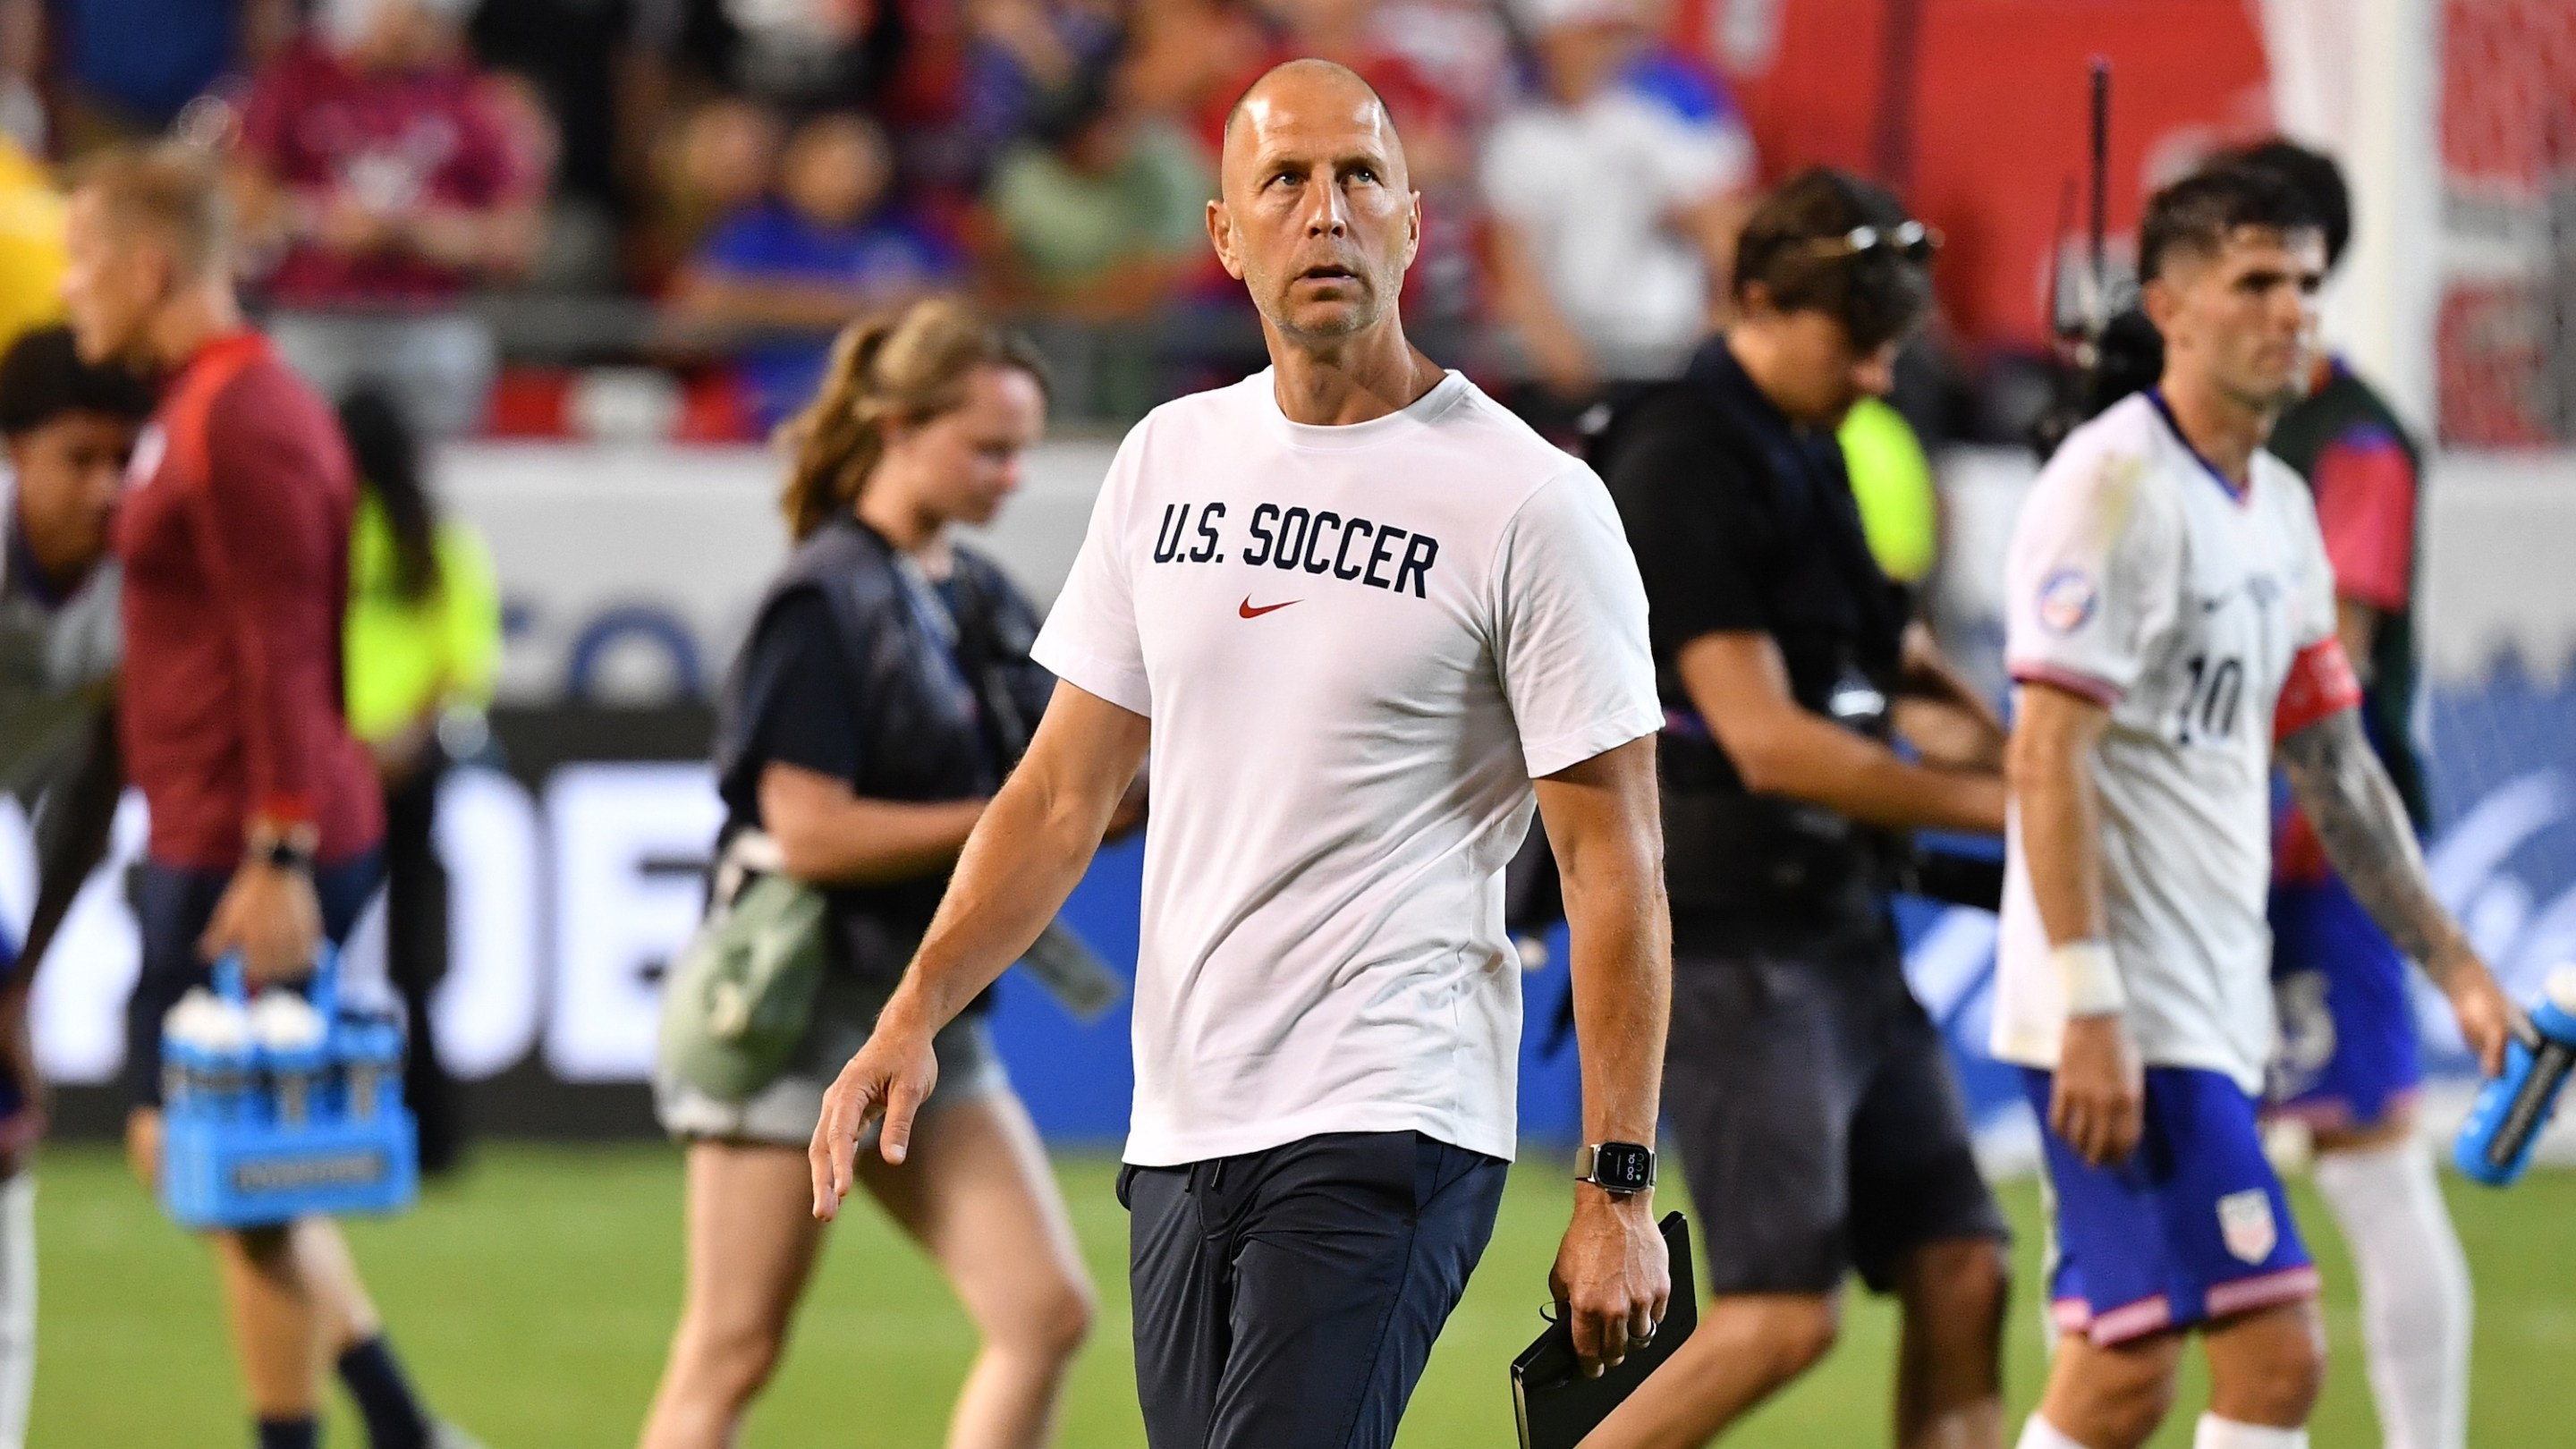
left=2037, top=568, right=2097, bottom=634
left=2217, top=1189, right=2278, bottom=1265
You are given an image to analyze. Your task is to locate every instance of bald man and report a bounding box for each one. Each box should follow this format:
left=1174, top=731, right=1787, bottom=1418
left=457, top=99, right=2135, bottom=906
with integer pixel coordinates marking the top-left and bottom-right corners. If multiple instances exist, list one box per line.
left=810, top=60, right=1674, bottom=1446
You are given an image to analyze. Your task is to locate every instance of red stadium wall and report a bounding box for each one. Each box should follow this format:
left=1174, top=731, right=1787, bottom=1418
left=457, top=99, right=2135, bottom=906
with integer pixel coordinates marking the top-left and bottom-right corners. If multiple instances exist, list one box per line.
left=2436, top=0, right=2576, bottom=445
left=1674, top=0, right=2275, bottom=355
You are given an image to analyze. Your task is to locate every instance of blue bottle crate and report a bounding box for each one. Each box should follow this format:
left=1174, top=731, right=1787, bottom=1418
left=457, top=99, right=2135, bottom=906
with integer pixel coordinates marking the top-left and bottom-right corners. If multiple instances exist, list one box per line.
left=158, top=949, right=419, bottom=1231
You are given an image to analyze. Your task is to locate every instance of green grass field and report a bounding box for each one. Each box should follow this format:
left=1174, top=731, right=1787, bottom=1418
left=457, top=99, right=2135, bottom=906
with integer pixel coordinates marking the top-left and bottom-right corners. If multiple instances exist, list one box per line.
left=28, top=1145, right=2576, bottom=1446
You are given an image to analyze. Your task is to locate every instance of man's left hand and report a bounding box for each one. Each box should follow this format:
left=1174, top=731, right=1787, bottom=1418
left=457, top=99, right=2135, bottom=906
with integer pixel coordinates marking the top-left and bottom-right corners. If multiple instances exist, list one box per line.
left=199, top=862, right=321, bottom=985
left=1548, top=1187, right=1671, bottom=1378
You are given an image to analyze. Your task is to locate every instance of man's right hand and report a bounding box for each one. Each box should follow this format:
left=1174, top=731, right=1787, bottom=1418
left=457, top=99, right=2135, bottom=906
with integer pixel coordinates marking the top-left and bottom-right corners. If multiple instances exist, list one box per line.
left=1547, top=1188, right=1672, bottom=1378
left=808, top=1021, right=941, bottom=1220
left=199, top=861, right=322, bottom=986
left=2051, top=1013, right=2145, bottom=1167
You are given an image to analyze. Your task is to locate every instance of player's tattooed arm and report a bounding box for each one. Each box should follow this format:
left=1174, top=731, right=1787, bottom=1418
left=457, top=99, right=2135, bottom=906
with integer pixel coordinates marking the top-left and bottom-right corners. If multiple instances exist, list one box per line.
left=2277, top=707, right=2466, bottom=977
left=2280, top=707, right=2515, bottom=1075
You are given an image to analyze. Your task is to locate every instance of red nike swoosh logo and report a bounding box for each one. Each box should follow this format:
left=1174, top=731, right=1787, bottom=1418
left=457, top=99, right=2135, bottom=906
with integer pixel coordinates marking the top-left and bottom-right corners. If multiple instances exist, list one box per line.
left=1239, top=597, right=1300, bottom=619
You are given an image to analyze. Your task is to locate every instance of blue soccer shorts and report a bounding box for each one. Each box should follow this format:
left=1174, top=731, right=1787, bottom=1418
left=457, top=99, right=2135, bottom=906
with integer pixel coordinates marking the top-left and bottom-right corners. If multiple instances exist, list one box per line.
left=2266, top=876, right=2425, bottom=1130
left=2021, top=1065, right=2318, bottom=1345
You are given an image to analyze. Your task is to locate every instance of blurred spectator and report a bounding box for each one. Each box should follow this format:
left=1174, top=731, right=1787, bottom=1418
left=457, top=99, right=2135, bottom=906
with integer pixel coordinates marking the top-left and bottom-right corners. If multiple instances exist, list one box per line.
left=932, top=0, right=1125, bottom=184
left=1617, top=0, right=1742, bottom=127
left=984, top=65, right=1209, bottom=321
left=1122, top=0, right=1270, bottom=132
left=0, top=0, right=296, bottom=153
left=1481, top=0, right=1754, bottom=394
left=233, top=0, right=542, bottom=437
left=0, top=135, right=64, bottom=350
left=467, top=0, right=677, bottom=211
left=1254, top=0, right=1466, bottom=131
left=474, top=67, right=588, bottom=285
left=638, top=95, right=785, bottom=291
left=659, top=0, right=905, bottom=116
left=1366, top=0, right=1513, bottom=135
left=670, top=111, right=965, bottom=428
left=336, top=386, right=500, bottom=1178
left=468, top=0, right=684, bottom=290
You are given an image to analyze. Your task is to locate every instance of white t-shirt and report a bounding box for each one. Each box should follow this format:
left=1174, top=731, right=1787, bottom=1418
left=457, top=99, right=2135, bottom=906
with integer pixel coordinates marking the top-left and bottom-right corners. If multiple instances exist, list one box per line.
left=1480, top=89, right=1753, bottom=378
left=1034, top=369, right=1660, bottom=1165
left=1992, top=393, right=2355, bottom=1093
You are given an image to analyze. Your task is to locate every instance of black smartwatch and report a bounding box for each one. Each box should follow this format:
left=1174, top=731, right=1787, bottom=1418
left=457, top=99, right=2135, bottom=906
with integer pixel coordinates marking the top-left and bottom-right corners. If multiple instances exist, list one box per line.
left=257, top=837, right=317, bottom=874
left=1576, top=1140, right=1657, bottom=1197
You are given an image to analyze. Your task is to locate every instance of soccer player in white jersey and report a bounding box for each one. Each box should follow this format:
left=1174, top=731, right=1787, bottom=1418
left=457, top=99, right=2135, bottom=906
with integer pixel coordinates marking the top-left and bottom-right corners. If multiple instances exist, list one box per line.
left=809, top=58, right=1673, bottom=1447
left=1996, top=165, right=2514, bottom=1449
left=0, top=324, right=150, bottom=1449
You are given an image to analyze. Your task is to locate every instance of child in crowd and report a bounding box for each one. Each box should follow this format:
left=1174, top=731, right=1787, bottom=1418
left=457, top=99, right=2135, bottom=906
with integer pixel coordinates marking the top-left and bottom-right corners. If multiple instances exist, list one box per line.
left=671, top=112, right=966, bottom=427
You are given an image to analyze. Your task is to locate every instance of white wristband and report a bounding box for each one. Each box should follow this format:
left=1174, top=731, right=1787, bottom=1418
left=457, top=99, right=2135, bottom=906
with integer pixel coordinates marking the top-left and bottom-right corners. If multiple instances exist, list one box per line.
left=2052, top=940, right=2127, bottom=1016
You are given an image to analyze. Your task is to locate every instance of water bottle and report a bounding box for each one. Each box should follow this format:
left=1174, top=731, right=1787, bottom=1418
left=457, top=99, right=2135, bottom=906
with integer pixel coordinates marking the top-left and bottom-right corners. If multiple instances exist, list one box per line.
left=342, top=1019, right=402, bottom=1123
left=161, top=989, right=219, bottom=1113
left=250, top=991, right=328, bottom=1128
left=199, top=995, right=256, bottom=1123
left=2454, top=967, right=2576, bottom=1186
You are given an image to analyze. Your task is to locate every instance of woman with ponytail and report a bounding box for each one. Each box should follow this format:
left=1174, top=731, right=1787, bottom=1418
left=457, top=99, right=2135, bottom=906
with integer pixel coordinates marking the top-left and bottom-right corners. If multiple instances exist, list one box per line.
left=640, top=298, right=1098, bottom=1449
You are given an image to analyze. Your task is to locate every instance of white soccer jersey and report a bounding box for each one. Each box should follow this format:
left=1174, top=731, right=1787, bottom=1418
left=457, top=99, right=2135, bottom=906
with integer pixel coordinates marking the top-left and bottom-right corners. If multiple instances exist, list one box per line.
left=1034, top=369, right=1659, bottom=1166
left=1992, top=392, right=2358, bottom=1092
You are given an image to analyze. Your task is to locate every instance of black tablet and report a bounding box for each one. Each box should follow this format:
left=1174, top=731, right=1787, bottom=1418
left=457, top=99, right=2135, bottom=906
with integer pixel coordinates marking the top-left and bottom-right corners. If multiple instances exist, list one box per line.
left=1510, top=1211, right=1698, bottom=1449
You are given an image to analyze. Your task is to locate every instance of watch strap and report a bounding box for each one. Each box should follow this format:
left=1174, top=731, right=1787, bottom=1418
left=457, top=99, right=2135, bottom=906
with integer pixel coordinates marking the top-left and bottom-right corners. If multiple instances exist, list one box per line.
left=1575, top=1140, right=1657, bottom=1194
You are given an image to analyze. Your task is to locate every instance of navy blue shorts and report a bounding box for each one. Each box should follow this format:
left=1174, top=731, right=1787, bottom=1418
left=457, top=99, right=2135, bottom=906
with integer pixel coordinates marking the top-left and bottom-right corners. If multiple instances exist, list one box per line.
left=2022, top=1065, right=2318, bottom=1345
left=1121, top=1131, right=1507, bottom=1449
left=123, top=852, right=385, bottom=1110
left=2267, top=877, right=2424, bottom=1130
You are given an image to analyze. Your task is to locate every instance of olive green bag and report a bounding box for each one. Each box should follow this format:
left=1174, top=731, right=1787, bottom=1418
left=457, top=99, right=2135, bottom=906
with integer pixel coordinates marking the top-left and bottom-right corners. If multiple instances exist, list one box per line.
left=658, top=833, right=829, bottom=1100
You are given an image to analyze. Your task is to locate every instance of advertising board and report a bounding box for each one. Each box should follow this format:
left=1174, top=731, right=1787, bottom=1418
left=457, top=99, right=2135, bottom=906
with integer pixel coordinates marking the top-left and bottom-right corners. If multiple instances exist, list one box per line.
left=30, top=443, right=2575, bottom=1157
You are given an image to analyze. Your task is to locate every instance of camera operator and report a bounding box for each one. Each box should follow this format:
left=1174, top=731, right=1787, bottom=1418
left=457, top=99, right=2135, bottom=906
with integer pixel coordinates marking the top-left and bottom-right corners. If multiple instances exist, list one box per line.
left=1585, top=168, right=2011, bottom=1449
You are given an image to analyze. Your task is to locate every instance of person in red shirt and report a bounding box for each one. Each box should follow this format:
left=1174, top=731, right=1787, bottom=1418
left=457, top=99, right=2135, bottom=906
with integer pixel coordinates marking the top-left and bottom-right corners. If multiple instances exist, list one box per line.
left=61, top=143, right=475, bottom=1449
left=232, top=0, right=540, bottom=437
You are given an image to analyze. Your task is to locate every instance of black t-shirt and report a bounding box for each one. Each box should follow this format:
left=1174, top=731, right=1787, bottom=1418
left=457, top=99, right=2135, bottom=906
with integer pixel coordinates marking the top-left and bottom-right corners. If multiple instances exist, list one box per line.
left=719, top=591, right=860, bottom=822
left=720, top=580, right=1000, bottom=818
left=1604, top=343, right=1909, bottom=729
left=713, top=521, right=1051, bottom=989
left=1595, top=339, right=1910, bottom=941
left=718, top=583, right=962, bottom=997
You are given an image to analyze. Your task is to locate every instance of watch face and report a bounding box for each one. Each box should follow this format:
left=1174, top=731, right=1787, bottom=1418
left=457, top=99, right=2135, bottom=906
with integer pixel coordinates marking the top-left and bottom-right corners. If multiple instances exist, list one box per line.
left=1592, top=1142, right=1654, bottom=1192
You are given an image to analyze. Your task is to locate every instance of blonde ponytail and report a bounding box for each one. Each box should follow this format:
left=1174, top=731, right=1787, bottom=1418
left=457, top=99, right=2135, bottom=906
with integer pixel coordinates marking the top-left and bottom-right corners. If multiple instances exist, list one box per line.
left=775, top=297, right=1048, bottom=542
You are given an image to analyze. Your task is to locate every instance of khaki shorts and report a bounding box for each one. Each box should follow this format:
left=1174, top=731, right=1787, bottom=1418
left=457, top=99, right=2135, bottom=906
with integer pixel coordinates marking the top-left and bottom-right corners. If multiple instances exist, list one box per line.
left=655, top=968, right=1006, bottom=1148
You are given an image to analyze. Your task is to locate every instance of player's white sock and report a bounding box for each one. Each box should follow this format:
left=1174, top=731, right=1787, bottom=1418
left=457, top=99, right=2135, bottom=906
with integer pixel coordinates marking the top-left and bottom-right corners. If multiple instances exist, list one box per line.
left=2192, top=1414, right=2308, bottom=1448
left=2016, top=1413, right=2097, bottom=1449
left=0, top=1174, right=34, bottom=1449
left=2313, top=1136, right=2471, bottom=1449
